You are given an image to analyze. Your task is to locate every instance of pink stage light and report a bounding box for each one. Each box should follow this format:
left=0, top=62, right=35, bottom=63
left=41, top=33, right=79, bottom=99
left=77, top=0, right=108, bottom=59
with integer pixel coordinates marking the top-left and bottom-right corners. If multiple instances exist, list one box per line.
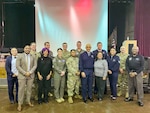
left=75, top=0, right=92, bottom=15
left=70, top=6, right=82, bottom=40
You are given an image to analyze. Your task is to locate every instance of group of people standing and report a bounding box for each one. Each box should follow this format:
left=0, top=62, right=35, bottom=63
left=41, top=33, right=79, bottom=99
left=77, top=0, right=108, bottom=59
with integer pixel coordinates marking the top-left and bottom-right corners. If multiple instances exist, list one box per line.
left=5, top=41, right=145, bottom=111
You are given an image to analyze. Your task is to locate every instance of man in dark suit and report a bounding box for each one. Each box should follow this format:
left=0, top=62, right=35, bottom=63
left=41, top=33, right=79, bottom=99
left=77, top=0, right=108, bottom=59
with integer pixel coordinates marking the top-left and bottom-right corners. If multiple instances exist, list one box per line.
left=5, top=48, right=18, bottom=104
left=16, top=45, right=37, bottom=111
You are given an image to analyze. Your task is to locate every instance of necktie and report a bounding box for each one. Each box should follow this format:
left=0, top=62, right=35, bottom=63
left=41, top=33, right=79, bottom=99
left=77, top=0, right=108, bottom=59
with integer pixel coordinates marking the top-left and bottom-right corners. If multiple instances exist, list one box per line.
left=26, top=55, right=29, bottom=71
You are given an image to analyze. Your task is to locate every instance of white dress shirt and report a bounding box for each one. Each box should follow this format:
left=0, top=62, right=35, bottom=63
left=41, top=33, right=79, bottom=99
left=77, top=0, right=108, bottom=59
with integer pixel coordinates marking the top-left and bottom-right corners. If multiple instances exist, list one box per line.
left=11, top=56, right=18, bottom=75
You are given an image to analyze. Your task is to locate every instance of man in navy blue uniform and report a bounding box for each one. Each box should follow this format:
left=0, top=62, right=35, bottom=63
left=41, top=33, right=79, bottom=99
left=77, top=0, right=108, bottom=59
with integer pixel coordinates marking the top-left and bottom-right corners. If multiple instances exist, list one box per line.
left=93, top=42, right=107, bottom=94
left=79, top=44, right=94, bottom=103
left=125, top=46, right=144, bottom=107
left=5, top=48, right=18, bottom=104
left=93, top=42, right=107, bottom=59
left=107, top=48, right=120, bottom=100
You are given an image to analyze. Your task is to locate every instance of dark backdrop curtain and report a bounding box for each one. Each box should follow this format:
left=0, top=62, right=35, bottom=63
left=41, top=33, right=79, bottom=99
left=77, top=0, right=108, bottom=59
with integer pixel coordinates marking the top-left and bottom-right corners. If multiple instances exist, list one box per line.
left=135, top=0, right=150, bottom=57
left=4, top=2, right=35, bottom=48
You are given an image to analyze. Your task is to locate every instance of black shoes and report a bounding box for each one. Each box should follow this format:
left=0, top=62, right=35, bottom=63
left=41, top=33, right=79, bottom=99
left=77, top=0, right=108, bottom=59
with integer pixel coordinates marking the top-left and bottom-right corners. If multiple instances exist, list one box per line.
left=124, top=98, right=133, bottom=102
left=83, top=97, right=93, bottom=103
left=125, top=98, right=144, bottom=107
left=10, top=101, right=15, bottom=104
left=98, top=98, right=102, bottom=101
left=38, top=101, right=42, bottom=104
left=110, top=95, right=117, bottom=100
left=94, top=91, right=97, bottom=94
left=111, top=97, right=117, bottom=100
left=44, top=100, right=49, bottom=103
left=88, top=97, right=94, bottom=102
left=83, top=99, right=87, bottom=103
left=138, top=101, right=144, bottom=107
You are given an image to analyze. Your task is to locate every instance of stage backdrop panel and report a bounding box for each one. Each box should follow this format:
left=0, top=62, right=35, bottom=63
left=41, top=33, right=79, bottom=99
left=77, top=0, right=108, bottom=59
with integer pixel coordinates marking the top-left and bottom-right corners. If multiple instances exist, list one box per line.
left=35, top=0, right=108, bottom=56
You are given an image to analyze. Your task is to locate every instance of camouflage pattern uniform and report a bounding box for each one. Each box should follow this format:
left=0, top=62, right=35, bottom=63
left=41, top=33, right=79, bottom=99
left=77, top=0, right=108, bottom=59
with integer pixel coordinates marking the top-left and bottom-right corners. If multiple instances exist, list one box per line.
left=62, top=50, right=70, bottom=92
left=75, top=49, right=85, bottom=58
left=117, top=53, right=129, bottom=98
left=62, top=50, right=70, bottom=60
left=30, top=50, right=41, bottom=100
left=66, top=56, right=81, bottom=97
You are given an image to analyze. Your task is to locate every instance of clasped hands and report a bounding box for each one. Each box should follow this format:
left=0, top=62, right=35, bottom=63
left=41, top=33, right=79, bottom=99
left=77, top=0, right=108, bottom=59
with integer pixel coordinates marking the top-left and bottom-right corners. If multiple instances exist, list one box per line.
left=38, top=74, right=51, bottom=80
left=129, top=72, right=137, bottom=77
left=25, top=72, right=31, bottom=77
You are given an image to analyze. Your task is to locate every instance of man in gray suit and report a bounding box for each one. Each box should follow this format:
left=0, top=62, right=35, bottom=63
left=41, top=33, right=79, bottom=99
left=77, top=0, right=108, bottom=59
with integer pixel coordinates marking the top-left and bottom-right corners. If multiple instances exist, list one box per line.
left=16, top=45, right=37, bottom=111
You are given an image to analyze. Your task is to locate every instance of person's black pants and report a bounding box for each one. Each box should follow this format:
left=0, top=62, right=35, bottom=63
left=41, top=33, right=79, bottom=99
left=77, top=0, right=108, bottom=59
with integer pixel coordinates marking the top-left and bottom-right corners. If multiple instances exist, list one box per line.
left=38, top=78, right=50, bottom=102
left=95, top=76, right=106, bottom=99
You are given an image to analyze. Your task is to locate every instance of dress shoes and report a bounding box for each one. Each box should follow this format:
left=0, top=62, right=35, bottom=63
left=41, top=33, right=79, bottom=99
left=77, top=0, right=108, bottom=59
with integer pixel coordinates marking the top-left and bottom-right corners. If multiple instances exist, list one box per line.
left=44, top=100, right=49, bottom=103
left=88, top=97, right=94, bottom=102
left=83, top=99, right=87, bottom=103
left=10, top=101, right=15, bottom=104
left=138, top=101, right=144, bottom=107
left=38, top=101, right=42, bottom=104
left=124, top=98, right=133, bottom=102
left=111, top=97, right=117, bottom=100
left=98, top=98, right=102, bottom=101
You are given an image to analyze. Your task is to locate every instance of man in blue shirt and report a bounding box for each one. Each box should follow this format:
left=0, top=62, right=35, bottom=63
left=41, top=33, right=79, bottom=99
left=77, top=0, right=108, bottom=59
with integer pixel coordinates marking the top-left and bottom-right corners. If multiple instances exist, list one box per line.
left=93, top=42, right=107, bottom=59
left=5, top=48, right=18, bottom=104
left=79, top=44, right=94, bottom=103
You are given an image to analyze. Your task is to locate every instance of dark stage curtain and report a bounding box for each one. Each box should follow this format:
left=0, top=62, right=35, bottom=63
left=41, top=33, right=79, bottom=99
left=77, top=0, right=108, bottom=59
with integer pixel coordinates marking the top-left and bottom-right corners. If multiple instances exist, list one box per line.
left=135, top=0, right=150, bottom=57
left=4, top=2, right=35, bottom=48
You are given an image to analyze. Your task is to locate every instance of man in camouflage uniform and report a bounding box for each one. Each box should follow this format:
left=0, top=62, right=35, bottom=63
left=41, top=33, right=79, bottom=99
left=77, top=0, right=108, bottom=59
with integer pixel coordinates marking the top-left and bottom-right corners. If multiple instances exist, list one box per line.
left=40, top=42, right=54, bottom=59
left=75, top=41, right=85, bottom=58
left=117, top=46, right=129, bottom=98
left=62, top=42, right=70, bottom=60
left=62, top=42, right=70, bottom=93
left=66, top=49, right=82, bottom=104
left=30, top=42, right=41, bottom=100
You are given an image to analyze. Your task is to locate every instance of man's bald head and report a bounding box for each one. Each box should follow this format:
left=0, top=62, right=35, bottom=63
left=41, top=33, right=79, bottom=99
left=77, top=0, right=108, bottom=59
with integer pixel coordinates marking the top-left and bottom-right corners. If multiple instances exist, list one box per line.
left=85, top=44, right=91, bottom=52
left=132, top=46, right=139, bottom=55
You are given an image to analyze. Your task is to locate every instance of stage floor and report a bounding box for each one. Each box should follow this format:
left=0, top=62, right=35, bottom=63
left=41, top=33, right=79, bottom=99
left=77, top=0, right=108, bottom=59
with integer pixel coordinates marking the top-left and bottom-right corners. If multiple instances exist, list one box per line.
left=0, top=89, right=150, bottom=113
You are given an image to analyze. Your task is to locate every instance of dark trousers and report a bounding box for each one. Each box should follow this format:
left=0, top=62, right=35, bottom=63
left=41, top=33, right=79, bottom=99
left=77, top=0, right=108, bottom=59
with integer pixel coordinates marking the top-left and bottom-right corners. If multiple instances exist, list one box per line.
left=94, top=78, right=107, bottom=94
left=48, top=78, right=52, bottom=93
left=38, top=79, right=50, bottom=102
left=95, top=76, right=106, bottom=99
left=108, top=73, right=118, bottom=97
left=7, top=77, right=18, bottom=102
left=81, top=69, right=93, bottom=100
